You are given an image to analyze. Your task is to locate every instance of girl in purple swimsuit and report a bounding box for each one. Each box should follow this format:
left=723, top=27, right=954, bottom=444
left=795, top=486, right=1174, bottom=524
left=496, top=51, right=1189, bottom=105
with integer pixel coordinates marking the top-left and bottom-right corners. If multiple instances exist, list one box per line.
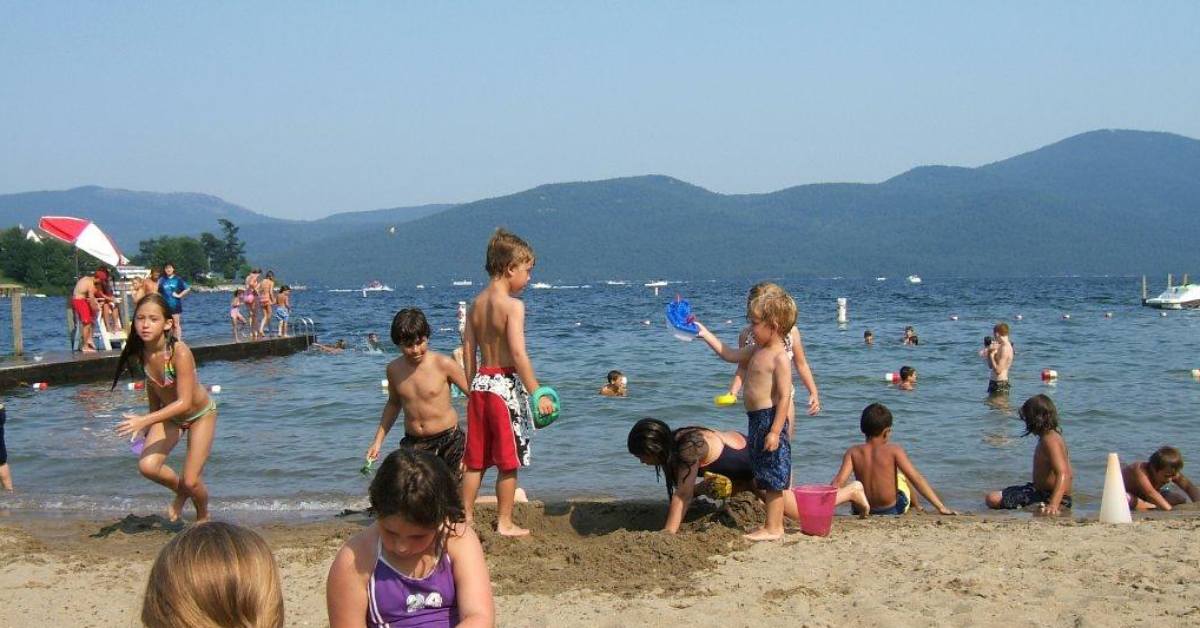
left=327, top=449, right=495, bottom=628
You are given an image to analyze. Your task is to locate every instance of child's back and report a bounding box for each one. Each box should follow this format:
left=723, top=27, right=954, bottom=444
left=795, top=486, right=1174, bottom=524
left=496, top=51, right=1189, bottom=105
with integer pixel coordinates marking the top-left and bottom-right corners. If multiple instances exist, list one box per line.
left=846, top=440, right=905, bottom=511
left=467, top=284, right=521, bottom=368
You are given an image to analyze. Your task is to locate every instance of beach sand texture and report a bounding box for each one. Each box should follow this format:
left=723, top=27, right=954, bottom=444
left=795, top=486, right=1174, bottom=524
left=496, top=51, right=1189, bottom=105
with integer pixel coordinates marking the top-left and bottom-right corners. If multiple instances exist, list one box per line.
left=2, top=500, right=1198, bottom=627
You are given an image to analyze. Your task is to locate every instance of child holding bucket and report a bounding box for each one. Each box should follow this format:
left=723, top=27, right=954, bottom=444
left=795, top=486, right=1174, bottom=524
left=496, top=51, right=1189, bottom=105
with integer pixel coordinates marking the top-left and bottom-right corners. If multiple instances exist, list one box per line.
left=832, top=403, right=956, bottom=516
left=111, top=294, right=218, bottom=523
left=695, top=286, right=798, bottom=541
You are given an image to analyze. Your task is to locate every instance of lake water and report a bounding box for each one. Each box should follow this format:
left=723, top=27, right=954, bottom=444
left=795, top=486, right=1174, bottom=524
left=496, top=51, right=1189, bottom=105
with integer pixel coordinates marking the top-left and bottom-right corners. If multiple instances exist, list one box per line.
left=2, top=277, right=1198, bottom=518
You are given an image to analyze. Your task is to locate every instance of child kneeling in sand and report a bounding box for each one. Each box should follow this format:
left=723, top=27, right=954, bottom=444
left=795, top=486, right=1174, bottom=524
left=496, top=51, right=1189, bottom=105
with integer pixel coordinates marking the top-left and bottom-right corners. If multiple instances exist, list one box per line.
left=367, top=309, right=470, bottom=480
left=985, top=394, right=1073, bottom=515
left=327, top=449, right=494, bottom=628
left=142, top=521, right=284, bottom=628
left=1124, top=446, right=1200, bottom=511
left=832, top=403, right=956, bottom=516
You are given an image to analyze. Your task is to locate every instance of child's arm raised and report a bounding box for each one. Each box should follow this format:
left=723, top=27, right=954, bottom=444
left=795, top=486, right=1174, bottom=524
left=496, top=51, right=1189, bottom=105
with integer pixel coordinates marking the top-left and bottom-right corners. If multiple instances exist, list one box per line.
left=726, top=327, right=751, bottom=397
left=790, top=328, right=821, bottom=416
left=366, top=364, right=403, bottom=462
left=1041, top=435, right=1073, bottom=515
left=116, top=344, right=200, bottom=438
left=894, top=448, right=957, bottom=515
left=448, top=525, right=496, bottom=627
left=664, top=463, right=700, bottom=534
left=695, top=322, right=753, bottom=364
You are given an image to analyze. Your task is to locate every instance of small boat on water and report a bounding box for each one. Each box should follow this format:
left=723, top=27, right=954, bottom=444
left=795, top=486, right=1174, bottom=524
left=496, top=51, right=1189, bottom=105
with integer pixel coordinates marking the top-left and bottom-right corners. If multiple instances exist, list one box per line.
left=644, top=280, right=668, bottom=288
left=416, top=284, right=425, bottom=290
left=361, top=280, right=393, bottom=292
left=452, top=280, right=473, bottom=287
left=875, top=277, right=887, bottom=282
left=907, top=275, right=922, bottom=284
left=605, top=280, right=627, bottom=285
left=531, top=282, right=552, bottom=289
left=1144, top=282, right=1200, bottom=309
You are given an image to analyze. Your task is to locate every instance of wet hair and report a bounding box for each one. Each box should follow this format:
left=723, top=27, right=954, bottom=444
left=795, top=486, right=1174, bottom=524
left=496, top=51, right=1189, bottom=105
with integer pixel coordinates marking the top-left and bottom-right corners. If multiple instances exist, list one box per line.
left=983, top=336, right=993, bottom=347
left=484, top=228, right=535, bottom=277
left=390, top=308, right=431, bottom=347
left=141, top=522, right=284, bottom=628
left=369, top=449, right=464, bottom=548
left=860, top=403, right=893, bottom=437
left=1019, top=394, right=1060, bottom=436
left=994, top=322, right=1010, bottom=337
left=910, top=335, right=919, bottom=345
left=899, top=366, right=915, bottom=381
left=864, top=330, right=873, bottom=338
left=265, top=270, right=274, bottom=279
left=747, top=286, right=797, bottom=335
left=112, top=294, right=176, bottom=389
left=1149, top=446, right=1184, bottom=473
left=278, top=284, right=290, bottom=292
left=627, top=418, right=706, bottom=497
left=607, top=370, right=623, bottom=384
left=334, top=339, right=347, bottom=349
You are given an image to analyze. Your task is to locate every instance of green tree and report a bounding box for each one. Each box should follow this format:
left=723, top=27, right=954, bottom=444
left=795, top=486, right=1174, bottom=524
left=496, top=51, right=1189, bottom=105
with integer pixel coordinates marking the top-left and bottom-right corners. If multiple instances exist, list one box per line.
left=214, top=218, right=247, bottom=279
left=136, top=235, right=210, bottom=280
left=0, top=227, right=95, bottom=293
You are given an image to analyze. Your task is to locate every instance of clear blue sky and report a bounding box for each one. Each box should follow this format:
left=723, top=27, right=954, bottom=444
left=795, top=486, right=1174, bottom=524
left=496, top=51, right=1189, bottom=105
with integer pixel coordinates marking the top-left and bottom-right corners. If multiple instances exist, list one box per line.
left=2, top=2, right=1197, bottom=220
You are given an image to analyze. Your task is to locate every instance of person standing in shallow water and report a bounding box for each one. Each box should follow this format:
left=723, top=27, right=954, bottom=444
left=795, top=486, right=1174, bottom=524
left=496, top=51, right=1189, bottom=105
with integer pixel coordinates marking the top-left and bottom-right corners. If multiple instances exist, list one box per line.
left=987, top=322, right=1013, bottom=397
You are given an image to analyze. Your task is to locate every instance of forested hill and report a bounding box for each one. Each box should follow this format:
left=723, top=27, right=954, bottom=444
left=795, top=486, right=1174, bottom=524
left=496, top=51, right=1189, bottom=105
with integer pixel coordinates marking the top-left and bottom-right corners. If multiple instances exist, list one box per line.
left=263, top=129, right=1200, bottom=284
left=3, top=129, right=1197, bottom=283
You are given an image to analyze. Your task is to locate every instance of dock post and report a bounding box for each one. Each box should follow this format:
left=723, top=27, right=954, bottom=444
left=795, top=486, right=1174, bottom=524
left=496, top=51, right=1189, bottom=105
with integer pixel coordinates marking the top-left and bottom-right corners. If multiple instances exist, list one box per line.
left=11, top=291, right=22, bottom=356
left=66, top=302, right=76, bottom=351
left=1185, top=273, right=1190, bottom=286
left=1168, top=273, right=1173, bottom=289
left=1141, top=275, right=1147, bottom=302
left=836, top=297, right=848, bottom=324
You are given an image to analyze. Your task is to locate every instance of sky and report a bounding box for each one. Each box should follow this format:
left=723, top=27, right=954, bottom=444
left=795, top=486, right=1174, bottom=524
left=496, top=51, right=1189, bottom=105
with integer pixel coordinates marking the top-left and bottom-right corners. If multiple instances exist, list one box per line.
left=1, top=2, right=1198, bottom=220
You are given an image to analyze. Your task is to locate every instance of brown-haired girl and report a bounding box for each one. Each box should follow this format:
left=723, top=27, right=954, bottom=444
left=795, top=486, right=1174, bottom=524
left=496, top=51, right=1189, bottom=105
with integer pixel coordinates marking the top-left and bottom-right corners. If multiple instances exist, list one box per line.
left=112, top=294, right=218, bottom=523
left=327, top=448, right=494, bottom=628
left=142, top=521, right=283, bottom=628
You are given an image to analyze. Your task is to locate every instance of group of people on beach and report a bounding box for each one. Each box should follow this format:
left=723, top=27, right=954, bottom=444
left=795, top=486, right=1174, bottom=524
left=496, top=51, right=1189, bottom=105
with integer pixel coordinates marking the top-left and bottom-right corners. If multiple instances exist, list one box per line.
left=89, top=225, right=1198, bottom=628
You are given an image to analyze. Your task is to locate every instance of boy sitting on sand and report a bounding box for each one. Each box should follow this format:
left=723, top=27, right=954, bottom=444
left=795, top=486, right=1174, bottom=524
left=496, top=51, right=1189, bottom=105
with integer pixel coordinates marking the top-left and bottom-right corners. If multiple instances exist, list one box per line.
left=985, top=394, right=1073, bottom=515
left=599, top=370, right=627, bottom=397
left=897, top=366, right=917, bottom=391
left=366, top=309, right=470, bottom=481
left=461, top=229, right=556, bottom=537
left=1124, top=446, right=1200, bottom=511
left=832, top=403, right=956, bottom=516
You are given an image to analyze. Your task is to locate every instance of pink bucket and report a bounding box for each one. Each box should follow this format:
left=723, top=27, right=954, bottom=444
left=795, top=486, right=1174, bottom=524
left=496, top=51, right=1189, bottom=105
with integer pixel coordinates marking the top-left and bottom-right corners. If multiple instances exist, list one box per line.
left=793, top=484, right=837, bottom=537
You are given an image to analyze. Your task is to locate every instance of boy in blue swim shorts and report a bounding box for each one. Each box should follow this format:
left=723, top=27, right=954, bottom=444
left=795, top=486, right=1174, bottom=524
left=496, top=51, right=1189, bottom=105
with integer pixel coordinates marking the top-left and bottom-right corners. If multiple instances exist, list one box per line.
left=696, top=282, right=797, bottom=541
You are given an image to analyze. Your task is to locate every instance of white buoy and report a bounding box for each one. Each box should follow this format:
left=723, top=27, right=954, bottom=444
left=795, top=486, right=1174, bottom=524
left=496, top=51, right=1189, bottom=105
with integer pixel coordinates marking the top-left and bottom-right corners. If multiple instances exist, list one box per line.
left=31, top=382, right=48, bottom=390
left=1015, top=314, right=1023, bottom=321
left=380, top=379, right=389, bottom=388
left=127, top=382, right=145, bottom=391
left=1104, top=312, right=1113, bottom=319
left=457, top=301, right=467, bottom=335
left=209, top=385, right=222, bottom=394
left=1099, top=452, right=1133, bottom=524
left=836, top=298, right=848, bottom=324
left=949, top=314, right=959, bottom=321
left=1041, top=368, right=1058, bottom=382
left=1160, top=312, right=1168, bottom=318
left=884, top=372, right=899, bottom=383
left=1191, top=368, right=1200, bottom=379
left=1061, top=313, right=1071, bottom=320
left=642, top=320, right=651, bottom=325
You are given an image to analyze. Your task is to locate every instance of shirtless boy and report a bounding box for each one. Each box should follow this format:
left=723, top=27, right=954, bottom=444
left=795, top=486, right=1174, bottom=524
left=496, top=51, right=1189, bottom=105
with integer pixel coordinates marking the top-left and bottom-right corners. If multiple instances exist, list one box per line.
left=461, top=229, right=555, bottom=536
left=897, top=366, right=917, bottom=391
left=71, top=272, right=103, bottom=351
left=832, top=403, right=955, bottom=516
left=366, top=309, right=470, bottom=480
left=986, top=394, right=1073, bottom=515
left=987, top=322, right=1013, bottom=396
left=1123, top=446, right=1200, bottom=511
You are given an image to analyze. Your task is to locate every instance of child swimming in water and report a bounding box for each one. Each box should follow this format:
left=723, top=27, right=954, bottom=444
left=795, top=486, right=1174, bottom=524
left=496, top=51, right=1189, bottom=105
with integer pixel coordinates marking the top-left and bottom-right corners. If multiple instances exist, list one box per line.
left=230, top=289, right=248, bottom=341
left=142, top=522, right=284, bottom=628
left=112, top=294, right=219, bottom=523
left=326, top=449, right=494, bottom=628
left=599, top=370, right=627, bottom=397
left=897, top=366, right=917, bottom=391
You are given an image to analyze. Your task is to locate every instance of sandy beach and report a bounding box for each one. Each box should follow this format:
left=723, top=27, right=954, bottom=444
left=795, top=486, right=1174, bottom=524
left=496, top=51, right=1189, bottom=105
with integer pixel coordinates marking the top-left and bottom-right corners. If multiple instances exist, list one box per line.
left=2, top=498, right=1198, bottom=627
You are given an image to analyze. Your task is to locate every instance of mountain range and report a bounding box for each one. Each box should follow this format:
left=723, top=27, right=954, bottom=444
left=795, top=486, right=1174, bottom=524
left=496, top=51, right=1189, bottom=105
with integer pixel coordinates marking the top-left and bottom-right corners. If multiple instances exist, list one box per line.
left=2, top=129, right=1197, bottom=284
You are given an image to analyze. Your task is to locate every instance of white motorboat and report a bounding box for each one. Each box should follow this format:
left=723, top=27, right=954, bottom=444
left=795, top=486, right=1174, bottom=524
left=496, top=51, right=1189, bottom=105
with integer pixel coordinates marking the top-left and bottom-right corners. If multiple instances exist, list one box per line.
left=1144, top=283, right=1200, bottom=309
left=907, top=275, right=922, bottom=284
left=605, top=280, right=627, bottom=285
left=360, top=280, right=393, bottom=296
left=415, top=284, right=425, bottom=290
left=531, top=282, right=552, bottom=289
left=875, top=277, right=887, bottom=282
left=644, top=280, right=668, bottom=287
left=452, top=280, right=473, bottom=287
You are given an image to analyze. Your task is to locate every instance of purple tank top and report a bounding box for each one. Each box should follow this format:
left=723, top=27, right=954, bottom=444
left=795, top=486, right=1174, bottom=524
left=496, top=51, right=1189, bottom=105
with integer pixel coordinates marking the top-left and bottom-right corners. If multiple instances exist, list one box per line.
left=368, top=541, right=458, bottom=628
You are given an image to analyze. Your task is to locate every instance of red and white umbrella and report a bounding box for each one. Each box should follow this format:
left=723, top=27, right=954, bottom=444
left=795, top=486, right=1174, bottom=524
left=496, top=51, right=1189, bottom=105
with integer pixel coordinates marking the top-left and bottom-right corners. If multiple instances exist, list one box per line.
left=37, top=216, right=130, bottom=267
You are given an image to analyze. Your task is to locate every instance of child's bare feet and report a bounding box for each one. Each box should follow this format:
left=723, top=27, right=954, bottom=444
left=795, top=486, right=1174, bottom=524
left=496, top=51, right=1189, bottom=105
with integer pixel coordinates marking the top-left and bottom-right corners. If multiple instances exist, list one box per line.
left=167, top=494, right=187, bottom=522
left=496, top=522, right=530, bottom=537
left=743, top=527, right=783, bottom=542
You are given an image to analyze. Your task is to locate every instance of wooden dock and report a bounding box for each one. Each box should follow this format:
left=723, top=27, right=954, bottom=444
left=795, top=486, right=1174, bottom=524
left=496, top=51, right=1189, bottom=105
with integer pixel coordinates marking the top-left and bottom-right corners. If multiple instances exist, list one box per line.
left=0, top=334, right=316, bottom=391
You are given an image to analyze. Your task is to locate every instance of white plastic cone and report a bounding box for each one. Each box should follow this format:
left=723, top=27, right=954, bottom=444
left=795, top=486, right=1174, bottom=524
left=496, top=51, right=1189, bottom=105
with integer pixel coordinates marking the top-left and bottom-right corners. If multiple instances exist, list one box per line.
left=1099, top=452, right=1132, bottom=524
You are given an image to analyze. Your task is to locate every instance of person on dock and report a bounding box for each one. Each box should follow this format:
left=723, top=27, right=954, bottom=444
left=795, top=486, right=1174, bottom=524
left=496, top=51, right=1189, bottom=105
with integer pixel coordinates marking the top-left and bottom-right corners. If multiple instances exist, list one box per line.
left=275, top=285, right=292, bottom=337
left=986, top=322, right=1013, bottom=397
left=628, top=418, right=868, bottom=533
left=365, top=308, right=469, bottom=482
left=134, top=267, right=160, bottom=304
left=157, top=263, right=191, bottom=340
left=230, top=288, right=248, bottom=341
left=112, top=294, right=218, bottom=523
left=460, top=229, right=555, bottom=537
left=71, top=271, right=103, bottom=352
left=244, top=269, right=261, bottom=340
left=257, top=270, right=276, bottom=339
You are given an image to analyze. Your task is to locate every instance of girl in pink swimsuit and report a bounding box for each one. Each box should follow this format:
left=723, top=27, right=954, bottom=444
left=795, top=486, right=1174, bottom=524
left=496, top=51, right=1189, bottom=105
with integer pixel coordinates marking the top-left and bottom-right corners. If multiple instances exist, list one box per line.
left=326, top=449, right=495, bottom=628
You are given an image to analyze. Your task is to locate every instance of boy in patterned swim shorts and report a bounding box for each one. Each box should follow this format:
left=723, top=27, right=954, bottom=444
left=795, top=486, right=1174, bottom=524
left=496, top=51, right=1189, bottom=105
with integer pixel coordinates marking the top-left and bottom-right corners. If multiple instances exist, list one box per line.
left=461, top=229, right=556, bottom=537
left=696, top=284, right=798, bottom=541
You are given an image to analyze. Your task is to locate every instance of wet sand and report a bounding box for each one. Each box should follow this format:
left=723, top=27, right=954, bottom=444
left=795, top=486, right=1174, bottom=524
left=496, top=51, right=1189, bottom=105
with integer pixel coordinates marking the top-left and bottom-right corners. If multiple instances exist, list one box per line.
left=2, top=498, right=1199, bottom=627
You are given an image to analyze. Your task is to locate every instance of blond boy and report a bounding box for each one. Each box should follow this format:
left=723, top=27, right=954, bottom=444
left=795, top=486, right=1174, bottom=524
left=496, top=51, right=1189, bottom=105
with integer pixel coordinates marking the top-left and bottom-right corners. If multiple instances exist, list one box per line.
left=461, top=229, right=555, bottom=537
left=695, top=285, right=796, bottom=541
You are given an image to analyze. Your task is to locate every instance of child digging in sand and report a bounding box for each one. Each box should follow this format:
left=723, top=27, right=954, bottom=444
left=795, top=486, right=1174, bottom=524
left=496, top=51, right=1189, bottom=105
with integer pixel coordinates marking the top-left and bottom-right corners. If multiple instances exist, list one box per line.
left=832, top=403, right=956, bottom=516
left=142, top=521, right=284, bottom=628
left=1123, top=446, right=1200, bottom=511
left=695, top=286, right=797, bottom=541
left=327, top=449, right=494, bottom=628
left=461, top=229, right=556, bottom=537
left=985, top=394, right=1073, bottom=515
left=366, top=309, right=470, bottom=481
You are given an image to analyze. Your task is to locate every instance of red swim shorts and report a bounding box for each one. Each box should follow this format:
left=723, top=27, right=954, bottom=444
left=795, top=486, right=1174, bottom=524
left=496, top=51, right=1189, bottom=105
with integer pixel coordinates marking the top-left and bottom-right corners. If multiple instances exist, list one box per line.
left=71, top=298, right=95, bottom=325
left=464, top=366, right=532, bottom=472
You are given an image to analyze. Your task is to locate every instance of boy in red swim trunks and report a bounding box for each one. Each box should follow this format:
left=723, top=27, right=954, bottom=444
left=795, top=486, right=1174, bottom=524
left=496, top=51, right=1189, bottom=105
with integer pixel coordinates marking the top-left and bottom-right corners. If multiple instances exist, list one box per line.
left=461, top=229, right=555, bottom=537
left=71, top=272, right=103, bottom=352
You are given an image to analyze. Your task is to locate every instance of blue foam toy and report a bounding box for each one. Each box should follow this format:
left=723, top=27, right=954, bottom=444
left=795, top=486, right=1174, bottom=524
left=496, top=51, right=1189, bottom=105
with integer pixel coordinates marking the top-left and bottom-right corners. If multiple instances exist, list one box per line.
left=665, top=296, right=700, bottom=340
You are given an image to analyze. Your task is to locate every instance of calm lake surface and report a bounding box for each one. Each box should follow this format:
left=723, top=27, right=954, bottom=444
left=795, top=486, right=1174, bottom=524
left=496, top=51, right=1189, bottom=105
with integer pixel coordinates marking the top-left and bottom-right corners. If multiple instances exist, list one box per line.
left=2, top=276, right=1198, bottom=518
